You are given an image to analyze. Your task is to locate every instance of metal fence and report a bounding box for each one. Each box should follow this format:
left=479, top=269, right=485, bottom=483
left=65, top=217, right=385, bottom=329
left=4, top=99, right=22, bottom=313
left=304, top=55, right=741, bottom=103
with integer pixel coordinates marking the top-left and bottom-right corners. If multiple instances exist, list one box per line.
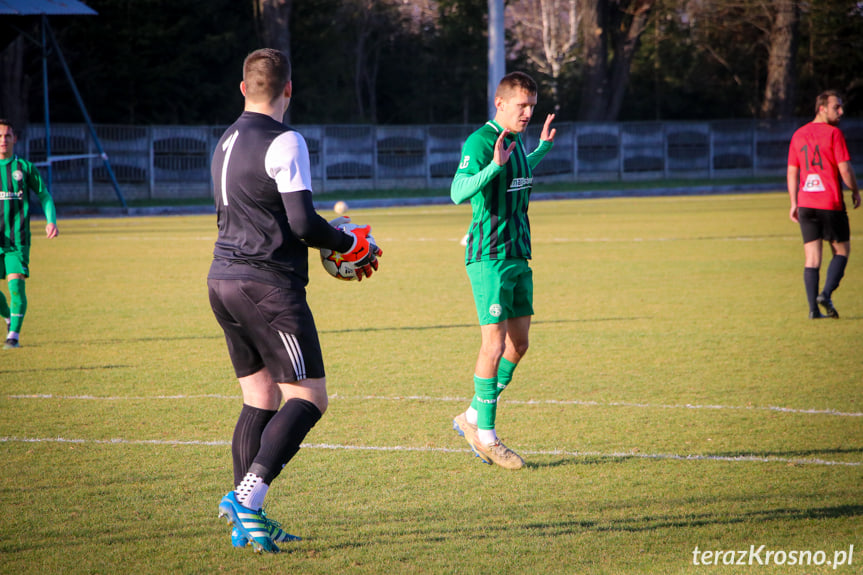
left=21, top=119, right=863, bottom=205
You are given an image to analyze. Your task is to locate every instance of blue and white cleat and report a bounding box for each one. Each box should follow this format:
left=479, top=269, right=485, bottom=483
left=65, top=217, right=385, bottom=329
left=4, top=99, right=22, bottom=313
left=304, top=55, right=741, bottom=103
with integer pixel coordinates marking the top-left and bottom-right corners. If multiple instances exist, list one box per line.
left=230, top=512, right=302, bottom=548
left=218, top=491, right=284, bottom=553
left=231, top=528, right=247, bottom=548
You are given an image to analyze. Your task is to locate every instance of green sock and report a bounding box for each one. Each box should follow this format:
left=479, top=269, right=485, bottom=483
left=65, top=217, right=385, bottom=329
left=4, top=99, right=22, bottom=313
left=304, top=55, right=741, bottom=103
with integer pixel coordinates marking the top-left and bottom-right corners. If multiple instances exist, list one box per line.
left=473, top=375, right=498, bottom=430
left=9, top=278, right=26, bottom=334
left=496, top=357, right=517, bottom=396
left=0, top=291, right=9, bottom=320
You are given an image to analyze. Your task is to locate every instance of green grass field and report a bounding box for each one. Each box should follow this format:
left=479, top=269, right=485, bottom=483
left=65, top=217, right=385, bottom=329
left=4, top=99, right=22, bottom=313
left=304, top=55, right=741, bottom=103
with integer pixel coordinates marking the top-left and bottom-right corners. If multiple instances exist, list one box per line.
left=1, top=192, right=860, bottom=574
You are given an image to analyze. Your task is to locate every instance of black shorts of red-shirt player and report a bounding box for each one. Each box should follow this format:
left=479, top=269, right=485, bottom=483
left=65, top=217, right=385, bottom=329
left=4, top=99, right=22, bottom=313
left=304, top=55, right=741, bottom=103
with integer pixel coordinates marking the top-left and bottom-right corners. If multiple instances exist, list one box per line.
left=798, top=207, right=850, bottom=244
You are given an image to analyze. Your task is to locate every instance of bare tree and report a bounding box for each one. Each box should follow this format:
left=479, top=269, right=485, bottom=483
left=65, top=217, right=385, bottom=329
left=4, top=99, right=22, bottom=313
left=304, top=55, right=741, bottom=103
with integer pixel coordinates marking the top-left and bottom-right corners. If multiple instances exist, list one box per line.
left=507, top=0, right=579, bottom=113
left=254, top=0, right=291, bottom=52
left=577, top=0, right=655, bottom=121
left=683, top=0, right=804, bottom=118
left=336, top=0, right=412, bottom=123
left=760, top=0, right=798, bottom=119
left=253, top=0, right=292, bottom=119
left=338, top=0, right=381, bottom=123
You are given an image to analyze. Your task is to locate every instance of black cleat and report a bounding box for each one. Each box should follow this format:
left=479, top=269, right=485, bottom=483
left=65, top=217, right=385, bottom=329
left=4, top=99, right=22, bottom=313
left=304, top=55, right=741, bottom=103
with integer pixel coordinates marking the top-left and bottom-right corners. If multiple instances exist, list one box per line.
left=816, top=294, right=839, bottom=318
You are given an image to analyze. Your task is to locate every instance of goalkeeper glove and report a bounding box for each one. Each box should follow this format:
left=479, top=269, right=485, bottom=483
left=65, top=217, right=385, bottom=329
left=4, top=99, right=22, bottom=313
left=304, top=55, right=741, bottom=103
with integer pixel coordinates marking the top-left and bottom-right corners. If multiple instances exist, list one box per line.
left=342, top=225, right=382, bottom=281
left=327, top=216, right=352, bottom=229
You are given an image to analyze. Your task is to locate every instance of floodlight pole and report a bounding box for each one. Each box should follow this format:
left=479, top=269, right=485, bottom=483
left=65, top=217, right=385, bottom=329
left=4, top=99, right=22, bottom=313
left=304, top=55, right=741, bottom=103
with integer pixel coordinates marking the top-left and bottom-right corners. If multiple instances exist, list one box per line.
left=41, top=17, right=52, bottom=192
left=487, top=0, right=505, bottom=119
left=43, top=15, right=127, bottom=210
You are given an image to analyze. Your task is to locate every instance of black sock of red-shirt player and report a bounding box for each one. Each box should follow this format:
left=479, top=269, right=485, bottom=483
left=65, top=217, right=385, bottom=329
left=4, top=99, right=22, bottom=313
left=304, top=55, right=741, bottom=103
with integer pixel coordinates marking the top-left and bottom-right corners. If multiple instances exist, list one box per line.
left=232, top=404, right=277, bottom=488
left=247, top=398, right=323, bottom=485
left=804, top=267, right=819, bottom=313
left=822, top=255, right=847, bottom=298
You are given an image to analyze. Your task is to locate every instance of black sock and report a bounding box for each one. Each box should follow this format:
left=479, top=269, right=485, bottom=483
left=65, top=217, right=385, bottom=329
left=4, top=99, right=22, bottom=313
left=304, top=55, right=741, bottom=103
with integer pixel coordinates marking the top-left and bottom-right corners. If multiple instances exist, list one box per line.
left=231, top=404, right=277, bottom=487
left=249, top=398, right=322, bottom=484
left=804, top=267, right=820, bottom=313
left=822, top=255, right=848, bottom=298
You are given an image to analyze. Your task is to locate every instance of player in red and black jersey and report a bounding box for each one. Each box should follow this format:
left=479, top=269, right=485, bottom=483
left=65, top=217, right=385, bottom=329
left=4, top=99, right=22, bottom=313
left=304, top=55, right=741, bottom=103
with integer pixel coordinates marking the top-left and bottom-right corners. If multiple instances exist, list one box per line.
left=787, top=90, right=860, bottom=319
left=208, top=48, right=380, bottom=553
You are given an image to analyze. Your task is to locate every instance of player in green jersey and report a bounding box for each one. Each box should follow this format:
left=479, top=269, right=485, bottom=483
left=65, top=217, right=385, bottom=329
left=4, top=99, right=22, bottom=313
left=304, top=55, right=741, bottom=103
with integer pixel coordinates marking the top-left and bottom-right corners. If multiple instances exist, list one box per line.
left=450, top=72, right=556, bottom=469
left=0, top=119, right=59, bottom=349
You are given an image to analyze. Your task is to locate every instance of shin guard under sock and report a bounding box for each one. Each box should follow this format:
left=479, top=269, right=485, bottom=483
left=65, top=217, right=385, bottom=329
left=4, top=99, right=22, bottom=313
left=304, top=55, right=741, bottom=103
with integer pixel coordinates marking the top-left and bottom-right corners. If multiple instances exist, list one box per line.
left=8, top=278, right=26, bottom=333
left=470, top=359, right=516, bottom=414
left=231, top=404, right=277, bottom=488
left=473, top=375, right=498, bottom=431
left=250, top=398, right=322, bottom=484
left=822, top=255, right=848, bottom=298
left=804, top=267, right=819, bottom=313
left=0, top=291, right=9, bottom=322
left=496, top=357, right=517, bottom=396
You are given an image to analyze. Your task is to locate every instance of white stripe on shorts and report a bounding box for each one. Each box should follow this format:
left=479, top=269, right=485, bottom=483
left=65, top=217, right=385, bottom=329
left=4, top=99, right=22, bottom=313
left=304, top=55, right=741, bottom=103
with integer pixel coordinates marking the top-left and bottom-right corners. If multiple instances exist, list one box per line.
left=278, top=331, right=307, bottom=381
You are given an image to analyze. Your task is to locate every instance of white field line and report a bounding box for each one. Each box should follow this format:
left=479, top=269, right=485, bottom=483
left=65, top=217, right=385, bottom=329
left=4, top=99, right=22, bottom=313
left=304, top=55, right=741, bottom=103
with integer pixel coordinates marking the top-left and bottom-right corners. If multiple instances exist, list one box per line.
left=371, top=236, right=799, bottom=244
left=0, top=436, right=858, bottom=467
left=538, top=236, right=798, bottom=243
left=8, top=393, right=862, bottom=418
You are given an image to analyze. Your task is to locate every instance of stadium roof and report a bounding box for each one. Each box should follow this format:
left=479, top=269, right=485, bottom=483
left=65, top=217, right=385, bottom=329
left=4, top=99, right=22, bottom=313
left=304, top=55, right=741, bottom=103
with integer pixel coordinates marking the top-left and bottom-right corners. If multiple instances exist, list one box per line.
left=0, top=0, right=96, bottom=15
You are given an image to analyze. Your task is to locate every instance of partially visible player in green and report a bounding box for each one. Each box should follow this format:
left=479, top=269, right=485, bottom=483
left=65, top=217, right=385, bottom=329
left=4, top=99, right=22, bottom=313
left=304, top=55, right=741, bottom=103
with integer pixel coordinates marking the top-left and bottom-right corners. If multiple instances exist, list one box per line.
left=0, top=119, right=59, bottom=349
left=450, top=72, right=555, bottom=469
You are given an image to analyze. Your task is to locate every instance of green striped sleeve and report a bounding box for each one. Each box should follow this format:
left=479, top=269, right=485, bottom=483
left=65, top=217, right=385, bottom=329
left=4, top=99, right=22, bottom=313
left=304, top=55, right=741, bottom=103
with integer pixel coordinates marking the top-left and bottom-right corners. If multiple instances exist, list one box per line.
left=29, top=164, right=56, bottom=225
left=451, top=162, right=504, bottom=204
left=527, top=139, right=553, bottom=170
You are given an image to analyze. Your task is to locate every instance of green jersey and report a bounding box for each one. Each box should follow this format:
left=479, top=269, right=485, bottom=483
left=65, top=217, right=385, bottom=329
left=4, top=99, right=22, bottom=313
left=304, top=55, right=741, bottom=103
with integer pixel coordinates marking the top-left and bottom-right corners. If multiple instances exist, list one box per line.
left=0, top=156, right=56, bottom=249
left=451, top=120, right=552, bottom=264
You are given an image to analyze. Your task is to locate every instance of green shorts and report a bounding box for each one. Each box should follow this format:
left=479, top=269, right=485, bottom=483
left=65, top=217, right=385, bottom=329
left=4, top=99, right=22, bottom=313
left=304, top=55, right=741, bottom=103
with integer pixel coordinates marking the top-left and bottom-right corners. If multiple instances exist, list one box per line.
left=466, top=259, right=533, bottom=325
left=0, top=246, right=29, bottom=279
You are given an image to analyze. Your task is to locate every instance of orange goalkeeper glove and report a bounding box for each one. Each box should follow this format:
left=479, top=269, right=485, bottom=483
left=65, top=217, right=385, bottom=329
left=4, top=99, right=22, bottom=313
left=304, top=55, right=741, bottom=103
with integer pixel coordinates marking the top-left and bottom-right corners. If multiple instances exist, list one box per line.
left=342, top=225, right=382, bottom=281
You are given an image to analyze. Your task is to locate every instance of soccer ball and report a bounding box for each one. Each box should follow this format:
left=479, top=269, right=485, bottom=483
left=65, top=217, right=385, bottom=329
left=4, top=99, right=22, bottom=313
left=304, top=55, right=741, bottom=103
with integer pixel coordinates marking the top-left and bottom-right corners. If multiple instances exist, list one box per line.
left=319, top=226, right=377, bottom=281
left=320, top=248, right=358, bottom=280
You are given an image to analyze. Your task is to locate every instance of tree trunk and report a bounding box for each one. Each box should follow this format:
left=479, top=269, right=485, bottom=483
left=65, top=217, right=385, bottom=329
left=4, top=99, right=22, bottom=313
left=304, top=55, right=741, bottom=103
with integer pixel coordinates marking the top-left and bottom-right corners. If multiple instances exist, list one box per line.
left=542, top=0, right=578, bottom=113
left=578, top=0, right=654, bottom=121
left=605, top=0, right=653, bottom=121
left=354, top=29, right=367, bottom=120
left=578, top=0, right=609, bottom=121
left=254, top=0, right=292, bottom=52
left=761, top=0, right=798, bottom=119
left=254, top=0, right=292, bottom=120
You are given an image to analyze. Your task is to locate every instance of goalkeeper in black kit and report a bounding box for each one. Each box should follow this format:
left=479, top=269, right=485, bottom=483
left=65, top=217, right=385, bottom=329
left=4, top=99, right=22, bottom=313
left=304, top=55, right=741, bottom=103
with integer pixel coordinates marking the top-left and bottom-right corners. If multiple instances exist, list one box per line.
left=207, top=48, right=381, bottom=553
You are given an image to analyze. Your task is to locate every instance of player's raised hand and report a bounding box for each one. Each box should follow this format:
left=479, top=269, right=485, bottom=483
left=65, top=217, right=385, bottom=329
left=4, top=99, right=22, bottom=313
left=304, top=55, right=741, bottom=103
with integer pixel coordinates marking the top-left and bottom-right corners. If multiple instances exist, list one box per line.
left=493, top=129, right=517, bottom=167
left=541, top=113, right=556, bottom=143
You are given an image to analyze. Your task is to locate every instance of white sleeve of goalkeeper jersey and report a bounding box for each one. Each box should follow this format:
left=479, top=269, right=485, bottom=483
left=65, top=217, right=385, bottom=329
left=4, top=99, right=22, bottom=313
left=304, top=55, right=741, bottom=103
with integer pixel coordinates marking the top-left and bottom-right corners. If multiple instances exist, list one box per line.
left=265, top=130, right=314, bottom=194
